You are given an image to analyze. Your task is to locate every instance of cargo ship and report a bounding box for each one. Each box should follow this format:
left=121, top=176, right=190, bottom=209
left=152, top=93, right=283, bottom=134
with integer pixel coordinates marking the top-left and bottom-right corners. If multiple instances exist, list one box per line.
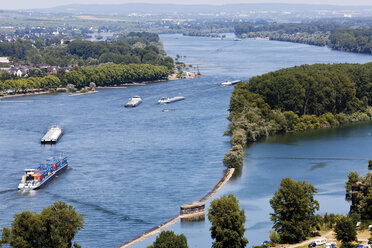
left=125, top=96, right=142, bottom=107
left=41, top=125, right=63, bottom=144
left=18, top=156, right=68, bottom=190
left=158, top=96, right=185, bottom=104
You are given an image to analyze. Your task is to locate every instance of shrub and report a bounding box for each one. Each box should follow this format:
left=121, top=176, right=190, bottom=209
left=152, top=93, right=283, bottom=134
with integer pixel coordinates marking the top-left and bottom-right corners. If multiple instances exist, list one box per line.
left=49, top=88, right=57, bottom=94
left=231, top=128, right=247, bottom=147
left=335, top=113, right=350, bottom=124
left=223, top=146, right=244, bottom=169
left=269, top=230, right=280, bottom=244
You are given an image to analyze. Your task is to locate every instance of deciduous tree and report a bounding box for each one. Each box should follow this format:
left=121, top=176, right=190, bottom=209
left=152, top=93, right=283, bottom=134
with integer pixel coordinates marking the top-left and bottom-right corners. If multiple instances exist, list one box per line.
left=208, top=194, right=248, bottom=248
left=270, top=178, right=319, bottom=244
left=0, top=201, right=84, bottom=248
left=335, top=216, right=357, bottom=244
left=147, top=231, right=188, bottom=248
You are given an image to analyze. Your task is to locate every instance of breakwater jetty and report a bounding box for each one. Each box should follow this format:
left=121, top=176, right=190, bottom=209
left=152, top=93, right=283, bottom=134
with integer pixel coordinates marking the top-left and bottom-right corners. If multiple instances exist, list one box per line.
left=119, top=167, right=235, bottom=248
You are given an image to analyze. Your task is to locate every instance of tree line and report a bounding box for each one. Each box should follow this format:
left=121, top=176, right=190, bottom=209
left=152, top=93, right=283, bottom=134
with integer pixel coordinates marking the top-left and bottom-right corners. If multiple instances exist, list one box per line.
left=0, top=32, right=174, bottom=69
left=224, top=63, right=372, bottom=169
left=235, top=22, right=345, bottom=35
left=0, top=74, right=61, bottom=92
left=59, top=64, right=169, bottom=88
left=329, top=28, right=372, bottom=54
left=235, top=22, right=372, bottom=54
left=0, top=64, right=169, bottom=93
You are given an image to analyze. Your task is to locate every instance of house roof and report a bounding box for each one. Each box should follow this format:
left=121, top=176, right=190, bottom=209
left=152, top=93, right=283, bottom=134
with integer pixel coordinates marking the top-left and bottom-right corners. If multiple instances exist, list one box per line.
left=0, top=57, right=10, bottom=63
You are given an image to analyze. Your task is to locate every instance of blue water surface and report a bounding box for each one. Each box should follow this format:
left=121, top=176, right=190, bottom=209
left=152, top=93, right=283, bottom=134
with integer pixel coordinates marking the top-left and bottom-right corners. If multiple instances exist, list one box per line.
left=0, top=33, right=371, bottom=247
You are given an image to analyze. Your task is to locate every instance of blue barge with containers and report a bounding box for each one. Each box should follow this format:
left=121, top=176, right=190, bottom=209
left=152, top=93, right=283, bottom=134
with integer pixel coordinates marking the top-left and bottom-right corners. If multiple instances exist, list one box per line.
left=18, top=156, right=68, bottom=190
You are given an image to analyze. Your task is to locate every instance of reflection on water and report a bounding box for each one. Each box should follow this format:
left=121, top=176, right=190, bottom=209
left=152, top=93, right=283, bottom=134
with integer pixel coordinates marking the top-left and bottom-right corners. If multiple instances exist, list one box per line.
left=309, top=162, right=329, bottom=171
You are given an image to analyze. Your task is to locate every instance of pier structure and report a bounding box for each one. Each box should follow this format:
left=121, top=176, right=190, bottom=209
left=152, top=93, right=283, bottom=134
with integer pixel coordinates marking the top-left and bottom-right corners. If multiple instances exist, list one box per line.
left=180, top=201, right=206, bottom=222
left=119, top=168, right=235, bottom=248
left=41, top=125, right=63, bottom=144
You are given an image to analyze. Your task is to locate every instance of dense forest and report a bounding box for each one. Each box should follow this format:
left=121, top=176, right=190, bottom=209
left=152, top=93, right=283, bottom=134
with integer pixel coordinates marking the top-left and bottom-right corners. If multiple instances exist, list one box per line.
left=235, top=22, right=372, bottom=54
left=223, top=63, right=372, bottom=168
left=0, top=64, right=169, bottom=92
left=0, top=32, right=174, bottom=69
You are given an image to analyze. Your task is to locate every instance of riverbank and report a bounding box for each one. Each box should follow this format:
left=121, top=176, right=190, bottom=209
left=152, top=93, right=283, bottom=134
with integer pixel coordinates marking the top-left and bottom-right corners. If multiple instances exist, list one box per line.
left=68, top=91, right=98, bottom=97
left=119, top=168, right=235, bottom=248
left=0, top=80, right=168, bottom=99
left=0, top=72, right=200, bottom=100
left=0, top=91, right=50, bottom=99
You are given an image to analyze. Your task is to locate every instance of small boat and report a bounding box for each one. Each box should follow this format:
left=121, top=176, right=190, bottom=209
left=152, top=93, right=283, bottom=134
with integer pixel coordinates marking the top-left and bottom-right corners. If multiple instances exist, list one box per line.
left=125, top=96, right=142, bottom=107
left=41, top=125, right=63, bottom=144
left=221, top=80, right=241, bottom=86
left=158, top=96, right=185, bottom=104
left=18, top=156, right=68, bottom=190
left=233, top=38, right=242, bottom=41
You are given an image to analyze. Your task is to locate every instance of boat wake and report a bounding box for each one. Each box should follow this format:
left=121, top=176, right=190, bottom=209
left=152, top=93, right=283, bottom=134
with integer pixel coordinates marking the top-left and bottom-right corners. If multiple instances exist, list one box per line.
left=248, top=156, right=367, bottom=161
left=0, top=188, right=17, bottom=195
left=47, top=192, right=148, bottom=224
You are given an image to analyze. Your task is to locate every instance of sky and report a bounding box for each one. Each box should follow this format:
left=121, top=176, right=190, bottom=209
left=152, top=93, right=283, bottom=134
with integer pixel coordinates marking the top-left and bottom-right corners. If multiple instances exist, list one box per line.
left=2, top=0, right=372, bottom=10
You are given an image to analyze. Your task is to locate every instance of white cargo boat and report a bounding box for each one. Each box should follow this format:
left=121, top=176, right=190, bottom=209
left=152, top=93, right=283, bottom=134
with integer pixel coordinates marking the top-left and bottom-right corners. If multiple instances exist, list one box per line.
left=158, top=96, right=185, bottom=104
left=221, top=80, right=241, bottom=86
left=41, top=125, right=63, bottom=144
left=125, top=96, right=142, bottom=107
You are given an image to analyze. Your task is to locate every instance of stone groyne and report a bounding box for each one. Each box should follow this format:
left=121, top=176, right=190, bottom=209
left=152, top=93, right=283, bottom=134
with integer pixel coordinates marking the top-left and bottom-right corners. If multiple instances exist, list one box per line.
left=119, top=167, right=235, bottom=248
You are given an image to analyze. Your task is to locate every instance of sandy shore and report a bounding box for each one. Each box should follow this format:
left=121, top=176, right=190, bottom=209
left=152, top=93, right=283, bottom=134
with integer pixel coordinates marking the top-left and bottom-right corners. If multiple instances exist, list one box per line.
left=68, top=91, right=98, bottom=96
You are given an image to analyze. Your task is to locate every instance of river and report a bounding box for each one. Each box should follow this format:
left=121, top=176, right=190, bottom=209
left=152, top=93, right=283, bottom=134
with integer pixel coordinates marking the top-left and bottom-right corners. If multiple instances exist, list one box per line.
left=0, top=33, right=371, bottom=248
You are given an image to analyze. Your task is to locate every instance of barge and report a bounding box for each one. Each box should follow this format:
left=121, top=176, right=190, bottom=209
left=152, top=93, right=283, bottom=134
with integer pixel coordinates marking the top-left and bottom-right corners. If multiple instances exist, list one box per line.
left=41, top=125, right=63, bottom=144
left=18, top=156, right=68, bottom=190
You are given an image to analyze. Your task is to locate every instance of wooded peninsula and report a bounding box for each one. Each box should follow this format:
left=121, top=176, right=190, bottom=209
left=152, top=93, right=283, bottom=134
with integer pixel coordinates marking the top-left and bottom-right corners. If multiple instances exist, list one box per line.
left=224, top=62, right=372, bottom=168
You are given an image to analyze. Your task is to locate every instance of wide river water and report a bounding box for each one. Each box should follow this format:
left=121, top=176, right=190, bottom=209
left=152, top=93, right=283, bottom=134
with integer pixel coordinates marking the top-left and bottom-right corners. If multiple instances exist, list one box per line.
left=0, top=34, right=372, bottom=248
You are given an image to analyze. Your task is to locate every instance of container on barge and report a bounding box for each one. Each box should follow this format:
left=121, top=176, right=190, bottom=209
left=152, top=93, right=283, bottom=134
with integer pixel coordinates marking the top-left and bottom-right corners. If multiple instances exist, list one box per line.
left=18, top=156, right=68, bottom=190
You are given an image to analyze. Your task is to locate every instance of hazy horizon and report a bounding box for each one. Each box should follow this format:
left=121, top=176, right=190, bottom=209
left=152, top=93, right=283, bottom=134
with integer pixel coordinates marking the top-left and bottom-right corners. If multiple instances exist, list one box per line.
left=2, top=0, right=372, bottom=10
